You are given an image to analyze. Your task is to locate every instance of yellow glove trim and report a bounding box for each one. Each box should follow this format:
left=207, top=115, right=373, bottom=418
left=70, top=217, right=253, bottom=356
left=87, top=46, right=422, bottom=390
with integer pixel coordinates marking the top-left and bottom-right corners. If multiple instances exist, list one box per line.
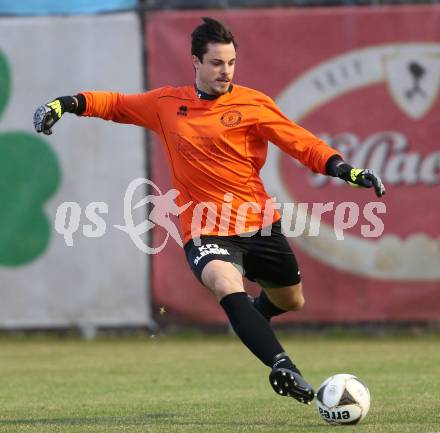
left=347, top=168, right=364, bottom=188
left=47, top=100, right=63, bottom=119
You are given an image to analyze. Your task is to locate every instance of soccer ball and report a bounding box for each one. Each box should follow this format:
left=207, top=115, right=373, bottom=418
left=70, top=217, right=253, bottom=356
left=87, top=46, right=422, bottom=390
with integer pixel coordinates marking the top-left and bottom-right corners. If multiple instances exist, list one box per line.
left=316, top=374, right=371, bottom=425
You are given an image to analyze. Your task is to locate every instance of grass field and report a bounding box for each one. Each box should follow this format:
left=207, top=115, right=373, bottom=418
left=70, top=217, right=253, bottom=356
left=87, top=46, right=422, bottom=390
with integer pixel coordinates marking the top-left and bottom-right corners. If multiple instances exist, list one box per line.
left=0, top=333, right=439, bottom=433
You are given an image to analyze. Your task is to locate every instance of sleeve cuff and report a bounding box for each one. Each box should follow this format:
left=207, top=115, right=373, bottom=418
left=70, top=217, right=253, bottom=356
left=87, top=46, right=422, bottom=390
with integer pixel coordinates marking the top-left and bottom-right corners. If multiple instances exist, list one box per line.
left=75, top=93, right=87, bottom=115
left=325, top=154, right=345, bottom=176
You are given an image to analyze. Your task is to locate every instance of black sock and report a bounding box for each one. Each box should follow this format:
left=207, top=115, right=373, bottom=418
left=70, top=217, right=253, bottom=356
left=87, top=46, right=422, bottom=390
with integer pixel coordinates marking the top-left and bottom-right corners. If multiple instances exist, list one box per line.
left=253, top=291, right=286, bottom=321
left=220, top=292, right=293, bottom=368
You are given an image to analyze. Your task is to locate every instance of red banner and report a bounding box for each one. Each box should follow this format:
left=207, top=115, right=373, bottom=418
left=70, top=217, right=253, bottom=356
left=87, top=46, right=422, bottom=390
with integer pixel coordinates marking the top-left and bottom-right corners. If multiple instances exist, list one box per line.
left=147, top=6, right=440, bottom=324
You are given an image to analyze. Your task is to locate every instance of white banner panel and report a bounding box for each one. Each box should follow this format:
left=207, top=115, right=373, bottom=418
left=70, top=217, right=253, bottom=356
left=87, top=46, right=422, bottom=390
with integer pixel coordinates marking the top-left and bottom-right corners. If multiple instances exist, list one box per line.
left=0, top=13, right=152, bottom=328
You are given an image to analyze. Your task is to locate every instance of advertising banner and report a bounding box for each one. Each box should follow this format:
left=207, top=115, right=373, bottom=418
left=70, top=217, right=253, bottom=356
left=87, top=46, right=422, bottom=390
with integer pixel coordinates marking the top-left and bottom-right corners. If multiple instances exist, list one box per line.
left=147, top=6, right=440, bottom=323
left=0, top=13, right=152, bottom=328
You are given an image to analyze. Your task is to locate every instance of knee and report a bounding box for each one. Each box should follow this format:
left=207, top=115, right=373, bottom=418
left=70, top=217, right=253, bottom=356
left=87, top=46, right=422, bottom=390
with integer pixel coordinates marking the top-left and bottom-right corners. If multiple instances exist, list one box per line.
left=201, top=261, right=244, bottom=301
left=213, top=275, right=242, bottom=299
left=280, top=292, right=305, bottom=311
left=291, top=293, right=305, bottom=311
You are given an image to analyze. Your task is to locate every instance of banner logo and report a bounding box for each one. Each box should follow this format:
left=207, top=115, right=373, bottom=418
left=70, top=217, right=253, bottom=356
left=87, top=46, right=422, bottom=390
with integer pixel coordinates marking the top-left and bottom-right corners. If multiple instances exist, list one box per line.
left=384, top=48, right=440, bottom=119
left=263, top=43, right=440, bottom=281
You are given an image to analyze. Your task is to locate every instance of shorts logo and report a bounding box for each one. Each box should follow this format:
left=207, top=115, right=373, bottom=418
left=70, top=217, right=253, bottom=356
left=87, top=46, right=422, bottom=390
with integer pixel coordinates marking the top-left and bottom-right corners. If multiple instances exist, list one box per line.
left=193, top=243, right=230, bottom=266
left=220, top=110, right=242, bottom=127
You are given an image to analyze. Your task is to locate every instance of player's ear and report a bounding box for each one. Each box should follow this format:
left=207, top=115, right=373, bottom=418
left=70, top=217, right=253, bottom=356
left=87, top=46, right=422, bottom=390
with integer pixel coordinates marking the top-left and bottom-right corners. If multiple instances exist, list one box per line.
left=192, top=54, right=201, bottom=70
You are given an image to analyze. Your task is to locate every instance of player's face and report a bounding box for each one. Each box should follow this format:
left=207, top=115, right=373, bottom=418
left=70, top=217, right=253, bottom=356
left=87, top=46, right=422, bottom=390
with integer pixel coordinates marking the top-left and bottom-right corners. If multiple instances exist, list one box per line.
left=193, top=42, right=236, bottom=96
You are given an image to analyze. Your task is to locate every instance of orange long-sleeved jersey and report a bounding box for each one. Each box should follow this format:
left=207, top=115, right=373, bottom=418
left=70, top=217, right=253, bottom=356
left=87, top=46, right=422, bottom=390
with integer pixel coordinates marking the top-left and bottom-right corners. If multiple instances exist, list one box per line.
left=80, top=85, right=340, bottom=243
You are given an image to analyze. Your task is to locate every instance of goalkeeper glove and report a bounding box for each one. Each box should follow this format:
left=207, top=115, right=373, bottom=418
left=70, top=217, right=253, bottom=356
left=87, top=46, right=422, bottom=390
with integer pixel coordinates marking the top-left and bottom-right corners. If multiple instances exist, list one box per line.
left=335, top=163, right=386, bottom=198
left=33, top=96, right=79, bottom=135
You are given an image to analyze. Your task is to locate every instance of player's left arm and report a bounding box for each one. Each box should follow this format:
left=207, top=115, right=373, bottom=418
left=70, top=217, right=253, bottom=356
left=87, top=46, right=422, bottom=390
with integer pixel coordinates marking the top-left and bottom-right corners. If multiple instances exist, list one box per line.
left=256, top=95, right=385, bottom=198
left=325, top=155, right=385, bottom=198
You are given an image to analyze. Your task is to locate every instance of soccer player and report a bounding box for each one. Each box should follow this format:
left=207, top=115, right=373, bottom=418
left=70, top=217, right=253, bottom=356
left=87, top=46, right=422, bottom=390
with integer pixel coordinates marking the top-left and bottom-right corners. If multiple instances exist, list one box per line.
left=34, top=17, right=385, bottom=405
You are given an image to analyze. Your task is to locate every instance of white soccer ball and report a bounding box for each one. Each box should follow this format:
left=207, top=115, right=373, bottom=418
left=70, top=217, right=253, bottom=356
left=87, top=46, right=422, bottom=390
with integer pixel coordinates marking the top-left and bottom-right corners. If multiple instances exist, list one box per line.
left=316, top=374, right=371, bottom=425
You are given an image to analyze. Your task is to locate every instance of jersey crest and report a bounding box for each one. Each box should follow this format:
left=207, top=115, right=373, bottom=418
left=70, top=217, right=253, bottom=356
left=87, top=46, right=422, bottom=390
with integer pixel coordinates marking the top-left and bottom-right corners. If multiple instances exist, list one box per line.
left=220, top=110, right=242, bottom=127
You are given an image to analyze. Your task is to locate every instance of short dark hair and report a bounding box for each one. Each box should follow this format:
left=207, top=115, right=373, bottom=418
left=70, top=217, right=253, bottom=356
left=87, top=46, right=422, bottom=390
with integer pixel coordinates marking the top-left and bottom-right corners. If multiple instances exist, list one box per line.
left=191, top=17, right=238, bottom=62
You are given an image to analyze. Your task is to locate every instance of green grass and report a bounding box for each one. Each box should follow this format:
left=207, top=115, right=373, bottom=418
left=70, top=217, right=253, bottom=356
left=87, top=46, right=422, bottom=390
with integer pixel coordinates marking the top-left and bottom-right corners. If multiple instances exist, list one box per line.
left=0, top=334, right=439, bottom=432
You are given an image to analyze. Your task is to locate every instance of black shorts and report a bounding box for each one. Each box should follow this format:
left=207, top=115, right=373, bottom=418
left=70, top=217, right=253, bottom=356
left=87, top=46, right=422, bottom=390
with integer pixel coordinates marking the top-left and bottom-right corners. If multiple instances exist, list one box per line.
left=184, top=219, right=301, bottom=288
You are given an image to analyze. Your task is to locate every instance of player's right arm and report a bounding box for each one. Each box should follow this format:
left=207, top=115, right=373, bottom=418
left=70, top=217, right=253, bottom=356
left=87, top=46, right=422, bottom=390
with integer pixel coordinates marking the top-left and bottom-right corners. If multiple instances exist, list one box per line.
left=33, top=89, right=162, bottom=135
left=33, top=96, right=80, bottom=135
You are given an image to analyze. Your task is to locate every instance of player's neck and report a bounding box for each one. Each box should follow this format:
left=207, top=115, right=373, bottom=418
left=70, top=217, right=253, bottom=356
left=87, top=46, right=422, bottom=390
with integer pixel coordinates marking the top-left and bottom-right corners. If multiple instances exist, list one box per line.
left=194, top=83, right=233, bottom=100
